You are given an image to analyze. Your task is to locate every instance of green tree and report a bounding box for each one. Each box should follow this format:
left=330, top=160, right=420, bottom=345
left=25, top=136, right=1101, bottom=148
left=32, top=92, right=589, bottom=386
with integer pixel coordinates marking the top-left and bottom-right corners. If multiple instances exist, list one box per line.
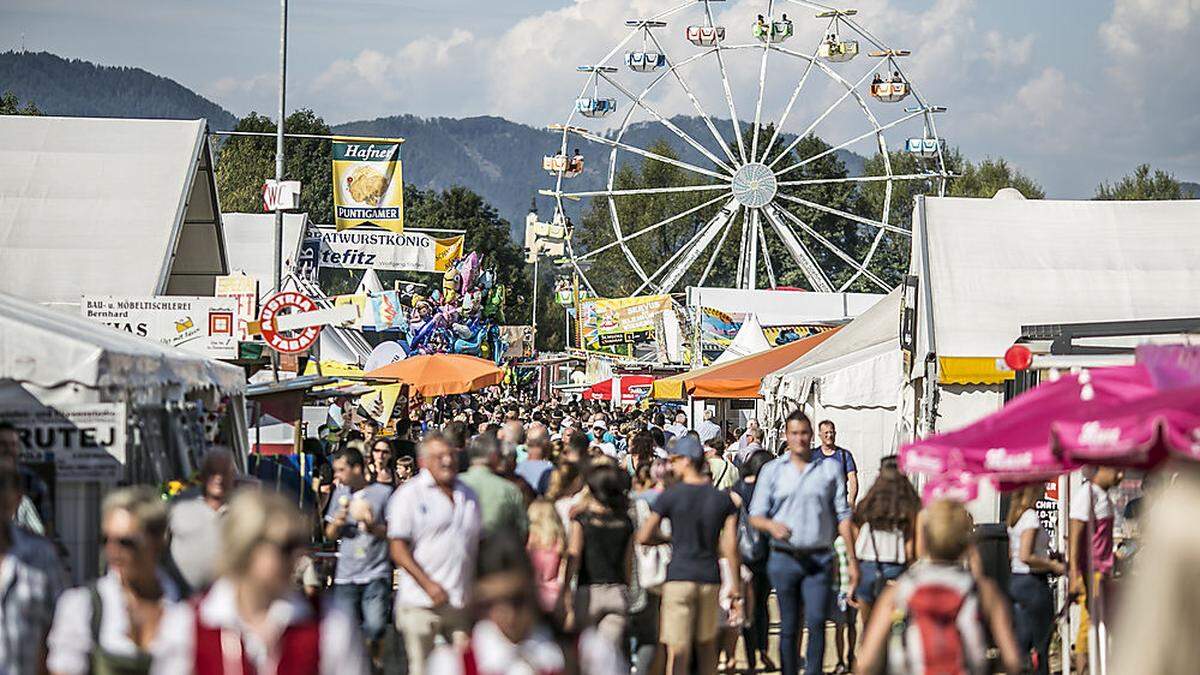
left=1095, top=164, right=1185, bottom=200
left=949, top=157, right=1044, bottom=200
left=214, top=109, right=333, bottom=221
left=0, top=91, right=40, bottom=115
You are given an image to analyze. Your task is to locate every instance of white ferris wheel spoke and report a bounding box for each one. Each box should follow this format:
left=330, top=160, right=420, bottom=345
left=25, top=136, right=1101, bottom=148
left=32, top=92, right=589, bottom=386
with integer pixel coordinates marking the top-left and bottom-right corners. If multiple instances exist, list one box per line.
left=561, top=126, right=731, bottom=182
left=544, top=183, right=732, bottom=200
left=642, top=199, right=739, bottom=295
left=734, top=204, right=750, bottom=287
left=780, top=0, right=843, bottom=13
left=698, top=207, right=738, bottom=287
left=773, top=204, right=891, bottom=291
left=578, top=191, right=732, bottom=262
left=761, top=205, right=834, bottom=292
left=774, top=191, right=911, bottom=235
left=645, top=32, right=740, bottom=166
left=756, top=211, right=779, bottom=288
left=599, top=72, right=738, bottom=175
left=838, top=228, right=890, bottom=291
left=759, top=27, right=830, bottom=164
left=767, top=65, right=877, bottom=169
left=747, top=208, right=761, bottom=289
left=704, top=1, right=748, bottom=164
left=749, top=0, right=775, bottom=163
left=777, top=109, right=926, bottom=178
left=777, top=172, right=946, bottom=187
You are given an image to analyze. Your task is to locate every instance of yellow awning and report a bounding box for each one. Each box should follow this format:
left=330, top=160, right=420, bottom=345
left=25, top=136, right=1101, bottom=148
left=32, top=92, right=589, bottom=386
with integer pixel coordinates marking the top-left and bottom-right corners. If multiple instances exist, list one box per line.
left=938, top=356, right=1014, bottom=385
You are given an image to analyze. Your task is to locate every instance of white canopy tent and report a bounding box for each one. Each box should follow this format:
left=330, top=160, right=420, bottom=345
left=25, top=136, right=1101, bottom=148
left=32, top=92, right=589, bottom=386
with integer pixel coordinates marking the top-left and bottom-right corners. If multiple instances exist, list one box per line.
left=0, top=116, right=230, bottom=309
left=713, top=314, right=772, bottom=364
left=763, top=288, right=902, bottom=492
left=221, top=212, right=309, bottom=299
left=907, top=194, right=1200, bottom=521
left=0, top=293, right=244, bottom=404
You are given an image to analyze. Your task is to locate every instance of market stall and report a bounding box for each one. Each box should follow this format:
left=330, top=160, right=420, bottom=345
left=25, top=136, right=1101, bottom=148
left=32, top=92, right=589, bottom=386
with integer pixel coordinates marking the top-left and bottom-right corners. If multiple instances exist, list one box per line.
left=0, top=292, right=247, bottom=581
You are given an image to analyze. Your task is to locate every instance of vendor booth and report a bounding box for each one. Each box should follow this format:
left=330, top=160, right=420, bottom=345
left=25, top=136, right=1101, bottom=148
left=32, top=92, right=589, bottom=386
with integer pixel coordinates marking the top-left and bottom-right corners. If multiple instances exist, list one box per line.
left=654, top=329, right=841, bottom=434
left=0, top=293, right=247, bottom=581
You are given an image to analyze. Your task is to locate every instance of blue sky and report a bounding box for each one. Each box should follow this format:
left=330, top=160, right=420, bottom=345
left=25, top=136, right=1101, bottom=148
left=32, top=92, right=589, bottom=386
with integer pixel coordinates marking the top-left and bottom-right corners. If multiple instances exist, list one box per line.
left=3, top=0, right=1197, bottom=198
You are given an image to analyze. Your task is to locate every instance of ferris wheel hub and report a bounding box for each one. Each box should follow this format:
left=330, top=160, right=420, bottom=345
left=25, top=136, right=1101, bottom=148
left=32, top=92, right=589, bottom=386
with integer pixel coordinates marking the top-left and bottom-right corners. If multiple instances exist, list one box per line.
left=731, top=162, right=777, bottom=209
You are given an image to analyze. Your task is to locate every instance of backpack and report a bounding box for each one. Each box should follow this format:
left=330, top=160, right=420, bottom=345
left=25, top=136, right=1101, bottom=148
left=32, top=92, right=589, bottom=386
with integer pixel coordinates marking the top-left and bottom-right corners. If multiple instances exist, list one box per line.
left=886, top=562, right=987, bottom=675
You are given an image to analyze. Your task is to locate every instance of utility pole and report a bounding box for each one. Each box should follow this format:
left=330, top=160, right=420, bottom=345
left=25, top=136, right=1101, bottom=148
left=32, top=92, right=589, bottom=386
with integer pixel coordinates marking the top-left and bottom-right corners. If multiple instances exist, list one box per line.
left=271, top=0, right=288, bottom=382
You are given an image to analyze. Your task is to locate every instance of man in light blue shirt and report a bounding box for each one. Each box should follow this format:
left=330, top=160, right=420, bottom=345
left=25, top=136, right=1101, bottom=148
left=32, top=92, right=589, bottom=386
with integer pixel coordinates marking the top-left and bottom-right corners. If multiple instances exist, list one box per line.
left=749, top=409, right=858, bottom=675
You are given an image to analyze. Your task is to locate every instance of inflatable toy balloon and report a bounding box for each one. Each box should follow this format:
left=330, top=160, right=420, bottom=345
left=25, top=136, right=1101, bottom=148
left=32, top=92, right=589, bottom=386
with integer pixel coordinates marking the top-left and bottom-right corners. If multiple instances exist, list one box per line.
left=479, top=268, right=496, bottom=291
left=459, top=252, right=481, bottom=291
left=443, top=268, right=459, bottom=296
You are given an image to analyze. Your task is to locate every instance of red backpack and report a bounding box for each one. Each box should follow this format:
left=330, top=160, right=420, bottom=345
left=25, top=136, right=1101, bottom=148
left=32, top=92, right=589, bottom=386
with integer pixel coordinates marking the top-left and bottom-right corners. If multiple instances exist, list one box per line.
left=886, top=562, right=987, bottom=675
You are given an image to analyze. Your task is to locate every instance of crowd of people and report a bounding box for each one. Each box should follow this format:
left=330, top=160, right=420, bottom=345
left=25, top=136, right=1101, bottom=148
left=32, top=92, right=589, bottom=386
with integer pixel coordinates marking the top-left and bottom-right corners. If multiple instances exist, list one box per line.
left=0, top=388, right=1161, bottom=674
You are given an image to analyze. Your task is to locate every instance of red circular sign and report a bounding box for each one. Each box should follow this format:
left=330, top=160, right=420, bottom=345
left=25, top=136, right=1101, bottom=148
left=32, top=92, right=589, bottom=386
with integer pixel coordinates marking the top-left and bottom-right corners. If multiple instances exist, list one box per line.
left=259, top=291, right=321, bottom=354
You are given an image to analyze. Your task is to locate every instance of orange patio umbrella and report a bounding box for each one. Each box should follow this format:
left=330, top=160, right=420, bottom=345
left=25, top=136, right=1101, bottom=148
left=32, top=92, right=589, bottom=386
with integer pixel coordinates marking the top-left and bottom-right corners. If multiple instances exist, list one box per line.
left=362, top=354, right=504, bottom=396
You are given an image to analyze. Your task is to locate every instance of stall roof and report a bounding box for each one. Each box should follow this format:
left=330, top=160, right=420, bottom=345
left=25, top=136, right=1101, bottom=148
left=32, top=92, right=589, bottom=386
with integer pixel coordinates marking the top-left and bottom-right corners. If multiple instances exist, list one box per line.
left=0, top=292, right=244, bottom=395
left=653, top=328, right=841, bottom=400
left=221, top=213, right=309, bottom=298
left=686, top=287, right=882, bottom=325
left=915, top=196, right=1200, bottom=362
left=765, top=288, right=901, bottom=400
left=0, top=116, right=229, bottom=309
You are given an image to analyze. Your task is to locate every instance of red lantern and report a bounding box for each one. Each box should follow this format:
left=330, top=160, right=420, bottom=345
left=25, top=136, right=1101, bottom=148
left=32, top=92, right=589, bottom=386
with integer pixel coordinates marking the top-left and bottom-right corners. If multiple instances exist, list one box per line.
left=1004, top=344, right=1033, bottom=371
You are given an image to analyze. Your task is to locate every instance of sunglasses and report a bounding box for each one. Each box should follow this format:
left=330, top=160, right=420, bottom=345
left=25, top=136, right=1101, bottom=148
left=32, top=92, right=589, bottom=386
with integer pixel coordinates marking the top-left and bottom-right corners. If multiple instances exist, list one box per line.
left=102, top=534, right=145, bottom=550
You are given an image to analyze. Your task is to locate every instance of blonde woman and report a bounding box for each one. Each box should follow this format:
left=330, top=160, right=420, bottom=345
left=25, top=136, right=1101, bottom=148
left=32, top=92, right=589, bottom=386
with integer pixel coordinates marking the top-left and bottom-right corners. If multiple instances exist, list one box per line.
left=152, top=490, right=368, bottom=675
left=526, top=499, right=568, bottom=614
left=48, top=486, right=179, bottom=675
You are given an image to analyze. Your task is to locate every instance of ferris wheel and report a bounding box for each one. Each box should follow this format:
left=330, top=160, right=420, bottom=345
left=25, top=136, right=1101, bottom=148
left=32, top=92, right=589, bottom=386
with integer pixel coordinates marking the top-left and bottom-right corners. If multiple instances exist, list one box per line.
left=540, top=0, right=951, bottom=297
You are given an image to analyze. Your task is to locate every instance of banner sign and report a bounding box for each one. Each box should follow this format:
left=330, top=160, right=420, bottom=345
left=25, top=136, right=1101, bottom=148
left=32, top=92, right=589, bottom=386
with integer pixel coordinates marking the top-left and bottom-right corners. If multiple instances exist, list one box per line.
left=0, top=403, right=127, bottom=482
left=698, top=306, right=833, bottom=365
left=333, top=140, right=404, bottom=233
left=262, top=179, right=301, bottom=212
left=82, top=296, right=238, bottom=359
left=215, top=274, right=258, bottom=341
left=307, top=227, right=463, bottom=273
left=581, top=295, right=673, bottom=350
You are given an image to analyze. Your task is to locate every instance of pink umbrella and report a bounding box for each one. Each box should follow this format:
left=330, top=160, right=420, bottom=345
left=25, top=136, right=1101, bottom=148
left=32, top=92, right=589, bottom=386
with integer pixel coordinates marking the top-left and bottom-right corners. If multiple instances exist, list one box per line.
left=900, top=364, right=1192, bottom=485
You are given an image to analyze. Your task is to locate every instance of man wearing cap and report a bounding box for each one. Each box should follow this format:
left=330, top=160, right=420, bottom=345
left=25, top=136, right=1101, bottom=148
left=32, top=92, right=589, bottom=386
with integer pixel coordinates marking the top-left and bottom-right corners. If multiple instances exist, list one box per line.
left=637, top=436, right=741, bottom=675
left=588, top=418, right=616, bottom=445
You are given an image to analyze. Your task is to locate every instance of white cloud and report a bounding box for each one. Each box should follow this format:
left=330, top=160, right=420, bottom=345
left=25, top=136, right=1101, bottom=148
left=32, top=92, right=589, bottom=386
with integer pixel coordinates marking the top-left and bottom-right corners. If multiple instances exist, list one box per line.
left=203, top=73, right=275, bottom=115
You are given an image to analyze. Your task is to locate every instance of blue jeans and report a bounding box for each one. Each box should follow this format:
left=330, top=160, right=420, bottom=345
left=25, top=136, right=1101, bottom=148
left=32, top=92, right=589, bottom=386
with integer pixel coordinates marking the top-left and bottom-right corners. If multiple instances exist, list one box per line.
left=855, top=561, right=907, bottom=606
left=768, top=549, right=833, bottom=675
left=334, top=577, right=392, bottom=642
left=1009, top=573, right=1053, bottom=675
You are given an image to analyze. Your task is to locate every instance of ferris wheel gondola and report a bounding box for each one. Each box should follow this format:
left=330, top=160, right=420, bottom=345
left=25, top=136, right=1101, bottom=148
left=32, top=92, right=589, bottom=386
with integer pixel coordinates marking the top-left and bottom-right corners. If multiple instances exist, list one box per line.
left=542, top=0, right=953, bottom=297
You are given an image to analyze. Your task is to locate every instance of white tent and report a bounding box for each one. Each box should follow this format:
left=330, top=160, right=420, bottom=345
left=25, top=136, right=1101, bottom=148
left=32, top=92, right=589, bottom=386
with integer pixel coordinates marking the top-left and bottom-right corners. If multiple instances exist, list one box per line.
left=907, top=194, right=1200, bottom=521
left=221, top=212, right=309, bottom=298
left=0, top=116, right=229, bottom=309
left=763, top=288, right=902, bottom=491
left=0, top=292, right=244, bottom=404
left=713, top=314, right=772, bottom=364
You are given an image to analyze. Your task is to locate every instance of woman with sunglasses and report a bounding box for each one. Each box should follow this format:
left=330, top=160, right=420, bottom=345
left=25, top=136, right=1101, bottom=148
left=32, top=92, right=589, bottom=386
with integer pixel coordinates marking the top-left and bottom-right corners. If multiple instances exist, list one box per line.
left=152, top=489, right=369, bottom=675
left=47, top=486, right=180, bottom=675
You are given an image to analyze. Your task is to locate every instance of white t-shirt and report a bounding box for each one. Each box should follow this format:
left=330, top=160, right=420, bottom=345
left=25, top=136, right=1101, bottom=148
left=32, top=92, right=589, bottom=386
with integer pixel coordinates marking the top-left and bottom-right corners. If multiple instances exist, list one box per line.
left=1069, top=479, right=1113, bottom=522
left=386, top=470, right=482, bottom=610
left=1008, top=509, right=1050, bottom=574
left=855, top=523, right=906, bottom=564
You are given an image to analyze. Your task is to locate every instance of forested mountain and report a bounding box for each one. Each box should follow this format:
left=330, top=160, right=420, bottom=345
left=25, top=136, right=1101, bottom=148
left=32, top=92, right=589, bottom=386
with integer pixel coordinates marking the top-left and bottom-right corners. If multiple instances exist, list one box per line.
left=0, top=51, right=237, bottom=128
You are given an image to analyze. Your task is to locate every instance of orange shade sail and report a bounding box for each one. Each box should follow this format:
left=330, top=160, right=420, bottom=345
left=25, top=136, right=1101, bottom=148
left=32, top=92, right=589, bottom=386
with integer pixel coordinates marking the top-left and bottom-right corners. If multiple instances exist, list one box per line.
left=362, top=354, right=504, bottom=396
left=652, top=328, right=841, bottom=400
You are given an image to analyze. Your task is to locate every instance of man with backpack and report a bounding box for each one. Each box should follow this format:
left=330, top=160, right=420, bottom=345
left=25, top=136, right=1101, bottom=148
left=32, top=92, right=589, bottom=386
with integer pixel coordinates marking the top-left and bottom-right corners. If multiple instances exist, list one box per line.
left=817, top=420, right=859, bottom=507
left=856, top=499, right=1022, bottom=675
left=748, top=410, right=858, bottom=675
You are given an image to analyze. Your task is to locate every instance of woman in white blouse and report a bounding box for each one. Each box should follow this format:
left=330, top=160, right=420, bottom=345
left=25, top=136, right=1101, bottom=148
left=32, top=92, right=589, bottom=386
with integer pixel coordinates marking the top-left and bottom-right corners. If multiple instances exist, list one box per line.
left=1006, top=484, right=1065, bottom=675
left=48, top=487, right=180, bottom=675
left=850, top=465, right=922, bottom=624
